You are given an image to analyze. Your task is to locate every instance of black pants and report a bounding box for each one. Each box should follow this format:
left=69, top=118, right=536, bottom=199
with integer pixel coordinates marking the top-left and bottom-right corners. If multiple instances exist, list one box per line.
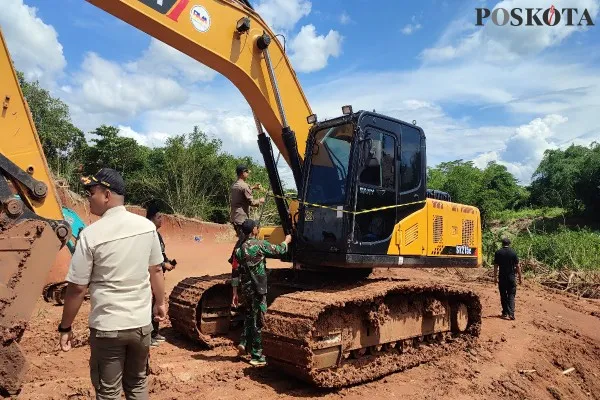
left=498, top=277, right=516, bottom=318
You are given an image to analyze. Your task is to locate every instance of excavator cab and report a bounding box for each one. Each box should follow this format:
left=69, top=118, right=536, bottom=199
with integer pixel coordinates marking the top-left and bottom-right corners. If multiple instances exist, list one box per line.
left=295, top=110, right=427, bottom=270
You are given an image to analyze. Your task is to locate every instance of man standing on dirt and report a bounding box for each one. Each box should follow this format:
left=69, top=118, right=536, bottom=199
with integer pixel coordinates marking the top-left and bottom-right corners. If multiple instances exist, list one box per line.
left=231, top=219, right=291, bottom=366
left=230, top=165, right=265, bottom=239
left=493, top=237, right=522, bottom=320
left=146, top=206, right=177, bottom=347
left=58, top=168, right=166, bottom=400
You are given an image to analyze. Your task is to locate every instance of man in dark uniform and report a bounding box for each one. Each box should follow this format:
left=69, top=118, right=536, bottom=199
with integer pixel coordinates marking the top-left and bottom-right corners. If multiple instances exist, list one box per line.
left=493, top=237, right=522, bottom=320
left=146, top=206, right=177, bottom=346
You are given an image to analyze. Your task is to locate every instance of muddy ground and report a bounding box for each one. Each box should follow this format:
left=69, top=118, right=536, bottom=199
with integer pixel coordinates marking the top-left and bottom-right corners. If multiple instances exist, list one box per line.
left=20, top=206, right=600, bottom=399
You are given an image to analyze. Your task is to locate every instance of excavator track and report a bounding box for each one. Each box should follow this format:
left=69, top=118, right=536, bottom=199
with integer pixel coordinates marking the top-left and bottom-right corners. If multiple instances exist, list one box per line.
left=168, top=274, right=244, bottom=348
left=42, top=282, right=68, bottom=305
left=42, top=281, right=89, bottom=305
left=262, top=278, right=481, bottom=388
left=167, top=269, right=336, bottom=348
left=169, top=270, right=481, bottom=388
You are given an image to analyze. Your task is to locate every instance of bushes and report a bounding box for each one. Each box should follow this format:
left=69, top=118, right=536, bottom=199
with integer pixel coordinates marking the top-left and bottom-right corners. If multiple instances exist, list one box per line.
left=513, top=228, right=600, bottom=271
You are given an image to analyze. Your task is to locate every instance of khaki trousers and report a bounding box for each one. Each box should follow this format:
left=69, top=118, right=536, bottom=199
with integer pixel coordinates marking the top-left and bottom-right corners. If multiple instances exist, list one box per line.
left=89, top=324, right=153, bottom=400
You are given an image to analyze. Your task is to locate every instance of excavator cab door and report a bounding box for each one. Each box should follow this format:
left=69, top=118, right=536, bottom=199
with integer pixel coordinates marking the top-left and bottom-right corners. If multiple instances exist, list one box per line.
left=349, top=122, right=398, bottom=255
left=297, top=123, right=355, bottom=255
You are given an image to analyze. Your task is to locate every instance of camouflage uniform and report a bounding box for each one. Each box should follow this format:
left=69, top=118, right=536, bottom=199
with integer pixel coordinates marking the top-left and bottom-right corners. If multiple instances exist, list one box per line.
left=232, top=238, right=288, bottom=361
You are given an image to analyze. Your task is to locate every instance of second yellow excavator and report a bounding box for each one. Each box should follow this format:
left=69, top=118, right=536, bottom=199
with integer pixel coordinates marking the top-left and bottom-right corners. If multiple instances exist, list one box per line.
left=84, top=0, right=483, bottom=387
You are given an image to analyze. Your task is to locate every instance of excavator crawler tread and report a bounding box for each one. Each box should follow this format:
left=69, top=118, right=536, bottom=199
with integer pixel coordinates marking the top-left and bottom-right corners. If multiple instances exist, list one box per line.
left=168, top=274, right=240, bottom=348
left=262, top=278, right=482, bottom=388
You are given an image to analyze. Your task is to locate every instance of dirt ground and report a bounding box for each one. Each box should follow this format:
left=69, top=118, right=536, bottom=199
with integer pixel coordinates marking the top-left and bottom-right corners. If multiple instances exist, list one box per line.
left=21, top=205, right=600, bottom=400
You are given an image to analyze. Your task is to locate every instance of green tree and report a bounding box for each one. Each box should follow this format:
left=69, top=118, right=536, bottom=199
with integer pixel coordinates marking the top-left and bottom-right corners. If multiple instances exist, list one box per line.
left=428, top=160, right=483, bottom=205
left=84, top=125, right=149, bottom=176
left=478, top=161, right=527, bottom=219
left=529, top=144, right=590, bottom=212
left=17, top=71, right=86, bottom=174
left=573, top=142, right=600, bottom=218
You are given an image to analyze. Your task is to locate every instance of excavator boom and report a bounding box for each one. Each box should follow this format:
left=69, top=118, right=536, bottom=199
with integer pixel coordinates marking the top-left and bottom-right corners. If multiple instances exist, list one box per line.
left=86, top=0, right=313, bottom=167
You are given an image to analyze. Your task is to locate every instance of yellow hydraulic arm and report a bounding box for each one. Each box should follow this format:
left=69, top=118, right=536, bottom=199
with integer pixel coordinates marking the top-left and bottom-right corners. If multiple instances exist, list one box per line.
left=0, top=27, right=70, bottom=396
left=0, top=28, right=64, bottom=220
left=86, top=0, right=313, bottom=166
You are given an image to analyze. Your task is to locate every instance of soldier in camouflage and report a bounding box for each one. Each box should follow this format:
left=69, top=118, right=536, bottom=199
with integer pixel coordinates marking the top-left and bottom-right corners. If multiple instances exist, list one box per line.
left=230, top=219, right=291, bottom=366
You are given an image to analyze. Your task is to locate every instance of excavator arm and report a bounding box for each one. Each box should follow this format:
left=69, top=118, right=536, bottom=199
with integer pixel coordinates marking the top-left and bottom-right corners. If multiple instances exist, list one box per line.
left=0, top=28, right=71, bottom=395
left=86, top=0, right=315, bottom=232
left=87, top=0, right=313, bottom=167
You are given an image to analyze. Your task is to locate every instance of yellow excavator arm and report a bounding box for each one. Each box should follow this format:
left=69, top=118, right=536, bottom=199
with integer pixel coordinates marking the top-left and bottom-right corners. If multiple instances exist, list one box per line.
left=0, top=27, right=71, bottom=396
left=0, top=30, right=64, bottom=220
left=86, top=0, right=313, bottom=166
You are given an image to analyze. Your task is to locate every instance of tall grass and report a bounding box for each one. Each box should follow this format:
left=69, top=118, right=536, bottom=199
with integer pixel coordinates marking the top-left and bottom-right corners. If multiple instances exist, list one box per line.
left=513, top=228, right=600, bottom=271
left=484, top=226, right=600, bottom=271
left=488, top=207, right=565, bottom=224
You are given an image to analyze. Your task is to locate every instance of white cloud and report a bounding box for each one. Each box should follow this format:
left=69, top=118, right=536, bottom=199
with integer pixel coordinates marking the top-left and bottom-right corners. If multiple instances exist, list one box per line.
left=255, top=0, right=311, bottom=32
left=421, top=0, right=600, bottom=63
left=0, top=0, right=66, bottom=86
left=289, top=25, right=342, bottom=73
left=69, top=52, right=188, bottom=120
left=473, top=115, right=568, bottom=183
left=126, top=38, right=217, bottom=83
left=122, top=87, right=296, bottom=187
left=117, top=125, right=171, bottom=148
left=340, top=12, right=352, bottom=25
left=401, top=23, right=422, bottom=35
left=402, top=16, right=423, bottom=35
left=305, top=52, right=600, bottom=184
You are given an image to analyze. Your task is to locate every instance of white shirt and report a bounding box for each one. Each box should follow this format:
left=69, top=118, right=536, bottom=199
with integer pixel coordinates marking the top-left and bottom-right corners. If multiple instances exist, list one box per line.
left=66, top=206, right=164, bottom=331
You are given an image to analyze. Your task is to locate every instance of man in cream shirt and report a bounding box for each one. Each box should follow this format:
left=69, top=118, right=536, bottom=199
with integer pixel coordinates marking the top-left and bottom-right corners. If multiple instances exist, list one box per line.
left=58, top=168, right=166, bottom=400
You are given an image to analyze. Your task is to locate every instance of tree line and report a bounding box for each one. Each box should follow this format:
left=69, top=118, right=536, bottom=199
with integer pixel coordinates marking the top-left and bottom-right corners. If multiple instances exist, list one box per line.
left=17, top=71, right=276, bottom=223
left=17, top=72, right=600, bottom=226
left=427, top=143, right=600, bottom=223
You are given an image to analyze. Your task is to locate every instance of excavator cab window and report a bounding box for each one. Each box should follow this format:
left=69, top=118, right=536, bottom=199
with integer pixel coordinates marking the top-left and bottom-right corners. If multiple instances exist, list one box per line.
left=355, top=130, right=397, bottom=244
left=399, top=125, right=422, bottom=193
left=305, top=124, right=353, bottom=206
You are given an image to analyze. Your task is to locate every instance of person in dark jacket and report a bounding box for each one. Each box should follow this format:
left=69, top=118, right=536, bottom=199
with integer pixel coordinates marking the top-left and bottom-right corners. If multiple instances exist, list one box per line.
left=493, top=237, right=522, bottom=320
left=146, top=206, right=177, bottom=346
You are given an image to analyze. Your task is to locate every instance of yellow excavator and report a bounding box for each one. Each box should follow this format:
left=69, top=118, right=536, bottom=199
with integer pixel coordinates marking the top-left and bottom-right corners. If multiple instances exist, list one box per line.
left=0, top=0, right=483, bottom=394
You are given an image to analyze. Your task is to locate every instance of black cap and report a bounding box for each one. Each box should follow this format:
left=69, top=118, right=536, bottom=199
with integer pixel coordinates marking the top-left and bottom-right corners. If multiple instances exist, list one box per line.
left=241, top=219, right=257, bottom=235
left=501, top=237, right=511, bottom=246
left=81, top=168, right=125, bottom=195
left=236, top=165, right=249, bottom=177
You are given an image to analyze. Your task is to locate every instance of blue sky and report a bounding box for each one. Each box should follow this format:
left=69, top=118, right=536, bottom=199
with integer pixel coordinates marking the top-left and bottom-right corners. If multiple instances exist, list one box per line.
left=2, top=0, right=600, bottom=185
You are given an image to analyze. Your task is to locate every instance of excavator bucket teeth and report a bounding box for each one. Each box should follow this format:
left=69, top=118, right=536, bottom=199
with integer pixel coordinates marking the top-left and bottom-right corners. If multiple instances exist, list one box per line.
left=0, top=219, right=63, bottom=395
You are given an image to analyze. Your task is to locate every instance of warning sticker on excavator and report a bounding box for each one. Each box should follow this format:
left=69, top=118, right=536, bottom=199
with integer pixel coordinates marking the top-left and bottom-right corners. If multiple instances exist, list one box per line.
left=190, top=5, right=210, bottom=32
